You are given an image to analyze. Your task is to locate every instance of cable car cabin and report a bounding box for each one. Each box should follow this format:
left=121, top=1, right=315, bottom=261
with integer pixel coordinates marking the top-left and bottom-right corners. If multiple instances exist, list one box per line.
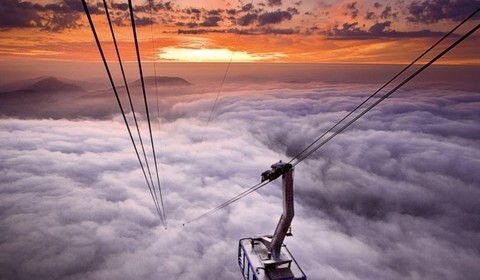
left=239, top=162, right=306, bottom=280
left=238, top=237, right=306, bottom=280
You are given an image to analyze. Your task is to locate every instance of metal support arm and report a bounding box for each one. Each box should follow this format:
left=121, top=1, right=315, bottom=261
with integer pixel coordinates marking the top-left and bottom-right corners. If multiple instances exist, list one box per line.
left=267, top=166, right=294, bottom=260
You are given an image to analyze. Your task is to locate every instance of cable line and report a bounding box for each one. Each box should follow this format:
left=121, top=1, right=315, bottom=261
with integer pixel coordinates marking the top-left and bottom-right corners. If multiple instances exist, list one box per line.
left=128, top=0, right=167, bottom=228
left=148, top=0, right=163, bottom=138
left=291, top=20, right=480, bottom=167
left=147, top=0, right=165, bottom=222
left=148, top=0, right=166, bottom=227
left=288, top=6, right=480, bottom=166
left=81, top=0, right=163, bottom=219
left=102, top=0, right=161, bottom=216
left=183, top=180, right=270, bottom=226
left=183, top=16, right=480, bottom=225
left=200, top=0, right=255, bottom=143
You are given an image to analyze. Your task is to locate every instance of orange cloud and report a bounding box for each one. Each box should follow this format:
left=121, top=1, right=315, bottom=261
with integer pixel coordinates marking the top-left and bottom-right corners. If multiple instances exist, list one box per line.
left=0, top=0, right=478, bottom=65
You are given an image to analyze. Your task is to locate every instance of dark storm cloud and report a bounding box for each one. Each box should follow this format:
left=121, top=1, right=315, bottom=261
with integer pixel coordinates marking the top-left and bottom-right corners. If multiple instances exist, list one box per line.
left=134, top=16, right=156, bottom=27
left=287, top=7, right=300, bottom=15
left=112, top=1, right=175, bottom=26
left=177, top=28, right=209, bottom=34
left=407, top=0, right=480, bottom=23
left=111, top=2, right=129, bottom=11
left=237, top=13, right=258, bottom=26
left=44, top=0, right=86, bottom=13
left=260, top=27, right=298, bottom=34
left=43, top=13, right=81, bottom=32
left=180, top=8, right=226, bottom=27
left=185, top=7, right=202, bottom=15
left=268, top=0, right=283, bottom=6
left=324, top=21, right=446, bottom=39
left=139, top=0, right=172, bottom=12
left=207, top=9, right=222, bottom=16
left=180, top=8, right=300, bottom=35
left=200, top=15, right=222, bottom=27
left=1, top=65, right=480, bottom=279
left=0, top=0, right=178, bottom=31
left=161, top=2, right=295, bottom=33
left=0, top=0, right=43, bottom=28
left=380, top=5, right=397, bottom=19
left=174, top=4, right=295, bottom=30
left=258, top=10, right=293, bottom=25
left=0, top=0, right=104, bottom=31
left=345, top=1, right=359, bottom=19
left=310, top=0, right=478, bottom=40
left=365, top=10, right=376, bottom=20
left=242, top=3, right=254, bottom=11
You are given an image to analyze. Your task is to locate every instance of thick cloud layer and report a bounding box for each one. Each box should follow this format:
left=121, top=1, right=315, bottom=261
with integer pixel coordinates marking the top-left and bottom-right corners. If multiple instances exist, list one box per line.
left=1, top=79, right=480, bottom=280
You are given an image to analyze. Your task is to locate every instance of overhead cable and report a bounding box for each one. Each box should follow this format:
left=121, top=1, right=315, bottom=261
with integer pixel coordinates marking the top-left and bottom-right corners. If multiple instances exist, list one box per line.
left=148, top=0, right=163, bottom=143
left=102, top=0, right=161, bottom=214
left=81, top=0, right=163, bottom=219
left=291, top=20, right=480, bottom=167
left=183, top=14, right=480, bottom=225
left=288, top=6, right=480, bottom=166
left=128, top=0, right=167, bottom=228
left=200, top=0, right=255, bottom=143
left=183, top=180, right=270, bottom=226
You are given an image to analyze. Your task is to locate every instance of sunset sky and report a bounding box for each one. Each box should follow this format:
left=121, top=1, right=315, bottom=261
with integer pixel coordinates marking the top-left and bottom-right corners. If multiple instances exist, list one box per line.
left=2, top=2, right=480, bottom=280
left=1, top=0, right=479, bottom=64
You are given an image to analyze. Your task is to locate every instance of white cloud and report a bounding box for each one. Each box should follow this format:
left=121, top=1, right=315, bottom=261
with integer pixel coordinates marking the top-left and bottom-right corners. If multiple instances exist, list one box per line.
left=1, top=81, right=479, bottom=280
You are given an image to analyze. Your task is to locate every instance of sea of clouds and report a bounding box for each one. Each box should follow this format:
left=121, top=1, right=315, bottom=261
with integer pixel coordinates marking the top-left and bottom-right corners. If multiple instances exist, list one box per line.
left=1, top=81, right=479, bottom=280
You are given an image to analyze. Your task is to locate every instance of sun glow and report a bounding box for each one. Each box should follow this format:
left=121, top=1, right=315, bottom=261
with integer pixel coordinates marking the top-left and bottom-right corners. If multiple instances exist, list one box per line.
left=158, top=47, right=286, bottom=62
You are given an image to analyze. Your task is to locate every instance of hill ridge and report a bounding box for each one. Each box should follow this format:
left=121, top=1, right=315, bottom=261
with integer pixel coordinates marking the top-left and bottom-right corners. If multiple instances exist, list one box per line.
left=130, top=76, right=191, bottom=87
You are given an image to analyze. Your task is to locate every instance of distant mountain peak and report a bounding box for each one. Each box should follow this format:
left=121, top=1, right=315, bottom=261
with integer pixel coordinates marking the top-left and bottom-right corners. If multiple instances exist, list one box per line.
left=25, top=76, right=84, bottom=92
left=130, top=76, right=191, bottom=87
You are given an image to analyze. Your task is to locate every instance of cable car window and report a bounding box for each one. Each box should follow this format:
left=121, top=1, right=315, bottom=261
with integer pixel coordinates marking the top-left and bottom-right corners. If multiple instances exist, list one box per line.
left=239, top=248, right=244, bottom=268
left=243, top=251, right=248, bottom=278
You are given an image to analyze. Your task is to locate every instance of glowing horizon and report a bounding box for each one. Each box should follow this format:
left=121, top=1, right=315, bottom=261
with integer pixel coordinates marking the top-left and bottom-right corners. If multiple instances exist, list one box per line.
left=157, top=47, right=286, bottom=62
left=0, top=0, right=479, bottom=65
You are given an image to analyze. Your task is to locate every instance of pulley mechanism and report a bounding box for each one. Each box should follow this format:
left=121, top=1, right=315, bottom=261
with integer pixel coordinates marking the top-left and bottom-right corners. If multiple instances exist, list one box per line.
left=261, top=161, right=292, bottom=182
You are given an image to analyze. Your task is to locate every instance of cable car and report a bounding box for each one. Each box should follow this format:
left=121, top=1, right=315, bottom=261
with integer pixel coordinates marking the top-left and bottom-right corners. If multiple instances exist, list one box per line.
left=239, top=162, right=307, bottom=280
left=238, top=237, right=306, bottom=280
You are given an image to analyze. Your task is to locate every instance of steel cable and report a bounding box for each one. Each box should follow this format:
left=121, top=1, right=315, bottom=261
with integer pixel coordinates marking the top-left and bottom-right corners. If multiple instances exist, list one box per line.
left=102, top=0, right=161, bottom=217
left=82, top=0, right=163, bottom=219
left=128, top=0, right=167, bottom=228
left=288, top=6, right=480, bottom=166
left=183, top=15, right=480, bottom=225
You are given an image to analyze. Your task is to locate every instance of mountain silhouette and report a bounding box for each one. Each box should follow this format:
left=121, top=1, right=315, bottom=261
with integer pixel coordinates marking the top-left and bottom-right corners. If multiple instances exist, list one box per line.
left=0, top=76, right=84, bottom=94
left=0, top=76, right=88, bottom=118
left=130, top=76, right=191, bottom=87
left=24, top=77, right=84, bottom=92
